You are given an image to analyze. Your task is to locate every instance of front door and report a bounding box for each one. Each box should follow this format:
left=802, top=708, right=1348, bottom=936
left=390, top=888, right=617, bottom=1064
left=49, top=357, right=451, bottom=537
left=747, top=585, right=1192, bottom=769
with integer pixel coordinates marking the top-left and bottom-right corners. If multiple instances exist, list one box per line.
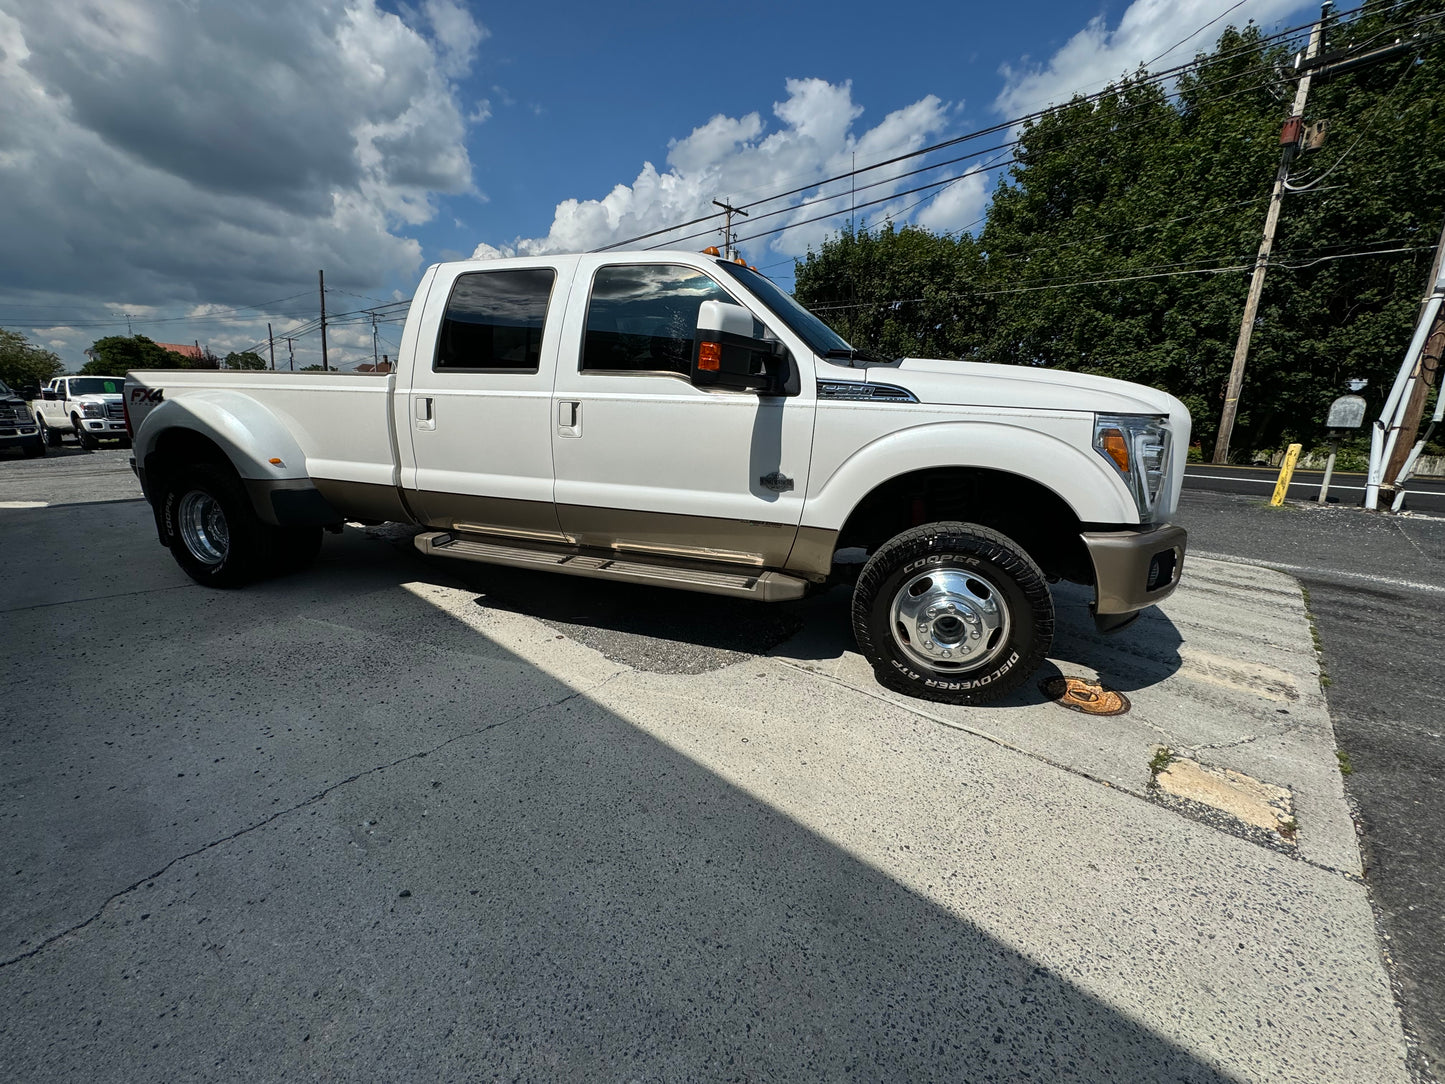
left=549, top=258, right=816, bottom=569
left=404, top=260, right=574, bottom=540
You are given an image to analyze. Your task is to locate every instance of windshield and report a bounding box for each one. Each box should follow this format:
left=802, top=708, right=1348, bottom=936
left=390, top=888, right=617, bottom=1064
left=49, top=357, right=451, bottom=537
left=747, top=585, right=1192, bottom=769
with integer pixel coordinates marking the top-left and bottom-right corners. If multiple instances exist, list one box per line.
left=68, top=377, right=126, bottom=396
left=715, top=262, right=854, bottom=357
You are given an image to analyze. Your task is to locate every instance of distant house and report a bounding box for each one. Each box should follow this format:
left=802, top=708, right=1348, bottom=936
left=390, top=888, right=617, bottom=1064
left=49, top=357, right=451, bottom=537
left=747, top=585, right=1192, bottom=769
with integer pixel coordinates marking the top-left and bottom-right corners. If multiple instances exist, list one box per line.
left=356, top=361, right=393, bottom=374
left=153, top=342, right=205, bottom=361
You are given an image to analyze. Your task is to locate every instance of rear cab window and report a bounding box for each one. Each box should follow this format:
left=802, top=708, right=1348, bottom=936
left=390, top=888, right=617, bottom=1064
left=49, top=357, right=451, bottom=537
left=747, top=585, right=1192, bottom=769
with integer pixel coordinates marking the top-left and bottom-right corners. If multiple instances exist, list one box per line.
left=434, top=268, right=556, bottom=373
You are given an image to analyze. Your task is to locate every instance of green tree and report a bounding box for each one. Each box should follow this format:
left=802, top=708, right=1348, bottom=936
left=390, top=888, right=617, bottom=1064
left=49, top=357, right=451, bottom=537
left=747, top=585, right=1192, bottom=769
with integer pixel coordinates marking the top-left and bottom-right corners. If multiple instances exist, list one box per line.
left=224, top=351, right=268, bottom=370
left=81, top=335, right=195, bottom=376
left=792, top=6, right=1445, bottom=457
left=0, top=328, right=63, bottom=393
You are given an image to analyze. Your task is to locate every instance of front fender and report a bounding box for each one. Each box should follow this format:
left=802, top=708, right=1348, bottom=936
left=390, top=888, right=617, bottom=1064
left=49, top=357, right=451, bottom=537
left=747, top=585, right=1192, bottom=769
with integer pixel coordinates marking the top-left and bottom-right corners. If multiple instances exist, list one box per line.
left=801, top=419, right=1139, bottom=529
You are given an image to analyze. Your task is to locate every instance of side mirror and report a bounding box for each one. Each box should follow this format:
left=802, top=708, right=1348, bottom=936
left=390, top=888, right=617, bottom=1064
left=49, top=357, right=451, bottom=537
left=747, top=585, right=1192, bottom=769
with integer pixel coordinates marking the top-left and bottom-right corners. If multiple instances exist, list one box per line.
left=691, top=301, right=790, bottom=394
left=42, top=389, right=57, bottom=400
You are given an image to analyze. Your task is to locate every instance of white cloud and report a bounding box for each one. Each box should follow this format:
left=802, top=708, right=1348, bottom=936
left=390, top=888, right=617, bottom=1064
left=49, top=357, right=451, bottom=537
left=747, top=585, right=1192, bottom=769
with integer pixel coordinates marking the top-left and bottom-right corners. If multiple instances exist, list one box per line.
left=472, top=78, right=956, bottom=264
left=0, top=0, right=483, bottom=363
left=995, top=0, right=1307, bottom=118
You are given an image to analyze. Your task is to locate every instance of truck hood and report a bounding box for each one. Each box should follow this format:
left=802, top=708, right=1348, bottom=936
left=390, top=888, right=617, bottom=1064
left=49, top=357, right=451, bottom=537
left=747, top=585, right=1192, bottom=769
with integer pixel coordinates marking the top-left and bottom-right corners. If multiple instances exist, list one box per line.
left=864, top=357, right=1180, bottom=417
left=70, top=393, right=123, bottom=404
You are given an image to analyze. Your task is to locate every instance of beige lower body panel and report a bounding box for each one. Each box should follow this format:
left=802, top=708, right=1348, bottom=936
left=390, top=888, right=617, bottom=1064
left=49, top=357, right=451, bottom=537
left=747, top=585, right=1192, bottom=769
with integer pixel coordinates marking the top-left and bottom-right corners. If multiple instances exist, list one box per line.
left=311, top=478, right=412, bottom=523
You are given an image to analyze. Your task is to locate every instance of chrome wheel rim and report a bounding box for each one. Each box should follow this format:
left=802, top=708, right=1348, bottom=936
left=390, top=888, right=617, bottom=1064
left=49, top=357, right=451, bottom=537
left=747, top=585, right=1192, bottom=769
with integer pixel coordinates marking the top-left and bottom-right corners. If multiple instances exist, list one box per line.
left=888, top=567, right=1011, bottom=672
left=178, top=490, right=229, bottom=566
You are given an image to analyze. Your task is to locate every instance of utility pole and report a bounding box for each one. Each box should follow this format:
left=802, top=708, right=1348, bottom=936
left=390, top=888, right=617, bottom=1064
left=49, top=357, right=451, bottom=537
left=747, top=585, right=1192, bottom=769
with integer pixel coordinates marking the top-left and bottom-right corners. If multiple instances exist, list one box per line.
left=1212, top=4, right=1328, bottom=464
left=319, top=269, right=329, bottom=372
left=371, top=312, right=379, bottom=368
left=1378, top=216, right=1445, bottom=499
left=712, top=199, right=748, bottom=259
left=286, top=337, right=295, bottom=372
left=267, top=322, right=276, bottom=371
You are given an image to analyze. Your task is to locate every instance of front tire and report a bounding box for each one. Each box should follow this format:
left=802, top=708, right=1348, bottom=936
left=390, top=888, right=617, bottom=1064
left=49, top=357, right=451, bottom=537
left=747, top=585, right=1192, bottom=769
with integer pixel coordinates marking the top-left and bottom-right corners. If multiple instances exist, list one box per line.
left=72, top=415, right=98, bottom=450
left=162, top=462, right=278, bottom=588
left=852, top=522, right=1054, bottom=704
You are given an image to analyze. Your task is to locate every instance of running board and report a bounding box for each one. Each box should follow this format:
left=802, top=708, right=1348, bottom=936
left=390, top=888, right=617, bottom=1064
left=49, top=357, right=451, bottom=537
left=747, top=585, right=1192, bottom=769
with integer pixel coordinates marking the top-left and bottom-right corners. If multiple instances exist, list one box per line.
left=414, top=531, right=810, bottom=601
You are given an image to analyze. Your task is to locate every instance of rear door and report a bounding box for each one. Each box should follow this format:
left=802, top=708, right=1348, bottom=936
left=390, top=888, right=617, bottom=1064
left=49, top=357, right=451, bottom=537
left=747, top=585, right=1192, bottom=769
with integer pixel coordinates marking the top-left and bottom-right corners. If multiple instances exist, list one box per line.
left=402, top=259, right=575, bottom=539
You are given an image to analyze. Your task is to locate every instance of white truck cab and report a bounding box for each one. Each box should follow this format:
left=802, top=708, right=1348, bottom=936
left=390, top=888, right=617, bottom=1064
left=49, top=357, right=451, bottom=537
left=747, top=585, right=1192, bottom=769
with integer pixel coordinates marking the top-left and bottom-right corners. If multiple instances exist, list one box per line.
left=35, top=375, right=130, bottom=449
left=125, top=251, right=1189, bottom=703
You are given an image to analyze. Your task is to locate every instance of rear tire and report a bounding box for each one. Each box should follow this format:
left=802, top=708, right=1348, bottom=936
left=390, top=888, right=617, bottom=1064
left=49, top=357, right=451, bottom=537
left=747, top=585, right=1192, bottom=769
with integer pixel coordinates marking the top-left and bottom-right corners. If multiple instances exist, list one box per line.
left=40, top=417, right=62, bottom=447
left=852, top=521, right=1054, bottom=704
left=161, top=462, right=278, bottom=588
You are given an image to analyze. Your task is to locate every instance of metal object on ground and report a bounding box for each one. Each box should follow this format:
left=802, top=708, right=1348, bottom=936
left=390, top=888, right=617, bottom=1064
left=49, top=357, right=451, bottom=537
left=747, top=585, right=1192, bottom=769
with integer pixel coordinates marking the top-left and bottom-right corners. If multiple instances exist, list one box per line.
left=1040, top=676, right=1131, bottom=716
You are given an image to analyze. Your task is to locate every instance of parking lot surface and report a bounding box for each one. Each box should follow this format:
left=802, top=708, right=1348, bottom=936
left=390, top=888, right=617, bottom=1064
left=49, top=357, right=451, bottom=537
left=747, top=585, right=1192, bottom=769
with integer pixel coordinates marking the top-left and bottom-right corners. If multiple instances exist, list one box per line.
left=0, top=453, right=1413, bottom=1082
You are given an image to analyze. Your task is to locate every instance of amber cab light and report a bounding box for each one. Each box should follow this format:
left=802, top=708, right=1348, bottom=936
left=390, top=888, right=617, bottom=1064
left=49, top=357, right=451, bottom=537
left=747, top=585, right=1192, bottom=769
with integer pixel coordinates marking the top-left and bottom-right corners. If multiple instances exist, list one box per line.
left=698, top=341, right=722, bottom=372
left=1100, top=429, right=1130, bottom=472
left=702, top=246, right=721, bottom=256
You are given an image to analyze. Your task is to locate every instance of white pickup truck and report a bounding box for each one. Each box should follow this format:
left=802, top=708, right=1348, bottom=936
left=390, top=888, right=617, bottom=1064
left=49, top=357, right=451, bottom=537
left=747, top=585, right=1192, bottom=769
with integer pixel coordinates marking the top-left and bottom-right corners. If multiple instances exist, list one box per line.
left=35, top=375, right=131, bottom=448
left=125, top=250, right=1188, bottom=703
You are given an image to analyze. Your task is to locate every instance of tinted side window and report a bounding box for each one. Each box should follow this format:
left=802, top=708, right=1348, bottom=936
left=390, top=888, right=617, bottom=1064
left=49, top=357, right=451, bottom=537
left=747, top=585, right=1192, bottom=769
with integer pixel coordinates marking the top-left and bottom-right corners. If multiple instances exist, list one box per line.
left=435, top=268, right=556, bottom=372
left=583, top=264, right=732, bottom=375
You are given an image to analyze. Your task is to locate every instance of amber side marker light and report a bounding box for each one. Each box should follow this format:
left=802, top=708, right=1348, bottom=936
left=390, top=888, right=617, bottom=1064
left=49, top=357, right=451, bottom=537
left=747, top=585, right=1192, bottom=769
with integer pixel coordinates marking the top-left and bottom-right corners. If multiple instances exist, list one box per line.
left=268, top=457, right=284, bottom=466
left=1100, top=429, right=1130, bottom=473
left=1040, top=676, right=1131, bottom=716
left=697, top=342, right=721, bottom=372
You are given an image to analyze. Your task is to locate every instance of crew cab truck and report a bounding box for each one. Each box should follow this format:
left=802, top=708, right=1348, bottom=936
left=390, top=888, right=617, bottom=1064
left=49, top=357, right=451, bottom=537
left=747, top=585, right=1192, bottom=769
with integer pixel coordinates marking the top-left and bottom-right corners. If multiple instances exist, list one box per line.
left=125, top=250, right=1188, bottom=704
left=35, top=375, right=130, bottom=448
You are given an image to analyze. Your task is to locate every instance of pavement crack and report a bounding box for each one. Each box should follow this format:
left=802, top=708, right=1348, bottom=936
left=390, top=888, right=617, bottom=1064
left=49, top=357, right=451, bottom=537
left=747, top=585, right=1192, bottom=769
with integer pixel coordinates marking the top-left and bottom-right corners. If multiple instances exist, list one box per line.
left=0, top=676, right=617, bottom=971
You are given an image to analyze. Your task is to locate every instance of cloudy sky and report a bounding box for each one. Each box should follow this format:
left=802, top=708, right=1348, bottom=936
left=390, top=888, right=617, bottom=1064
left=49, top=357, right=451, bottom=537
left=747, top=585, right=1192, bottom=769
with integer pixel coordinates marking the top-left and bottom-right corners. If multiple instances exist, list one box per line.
left=0, top=0, right=1315, bottom=369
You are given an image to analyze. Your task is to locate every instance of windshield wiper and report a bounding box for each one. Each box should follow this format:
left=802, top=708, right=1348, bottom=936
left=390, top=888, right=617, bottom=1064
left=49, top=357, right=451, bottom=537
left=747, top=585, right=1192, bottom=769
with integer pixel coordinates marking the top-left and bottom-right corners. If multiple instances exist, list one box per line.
left=823, top=347, right=895, bottom=367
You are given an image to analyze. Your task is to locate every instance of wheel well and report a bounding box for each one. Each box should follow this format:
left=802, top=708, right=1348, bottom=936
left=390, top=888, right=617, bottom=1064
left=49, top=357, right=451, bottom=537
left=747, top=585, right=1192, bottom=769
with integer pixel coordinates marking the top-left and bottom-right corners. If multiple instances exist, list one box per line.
left=835, top=467, right=1095, bottom=584
left=145, top=428, right=235, bottom=497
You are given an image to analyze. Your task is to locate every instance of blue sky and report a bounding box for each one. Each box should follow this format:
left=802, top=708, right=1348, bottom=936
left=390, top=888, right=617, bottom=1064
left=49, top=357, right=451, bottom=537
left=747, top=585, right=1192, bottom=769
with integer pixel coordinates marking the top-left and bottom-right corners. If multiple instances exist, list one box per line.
left=0, top=0, right=1316, bottom=368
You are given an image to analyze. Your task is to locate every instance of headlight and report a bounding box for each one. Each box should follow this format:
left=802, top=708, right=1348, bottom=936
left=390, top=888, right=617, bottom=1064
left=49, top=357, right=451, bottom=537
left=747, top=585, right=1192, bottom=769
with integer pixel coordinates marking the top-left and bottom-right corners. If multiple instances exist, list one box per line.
left=1093, top=414, right=1172, bottom=522
left=82, top=403, right=105, bottom=418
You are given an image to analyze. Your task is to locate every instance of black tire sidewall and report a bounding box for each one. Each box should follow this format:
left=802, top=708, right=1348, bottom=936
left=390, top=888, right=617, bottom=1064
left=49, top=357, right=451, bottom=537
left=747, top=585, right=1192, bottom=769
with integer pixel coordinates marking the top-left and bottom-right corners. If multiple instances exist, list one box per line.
left=162, top=464, right=271, bottom=588
left=853, top=524, right=1054, bottom=703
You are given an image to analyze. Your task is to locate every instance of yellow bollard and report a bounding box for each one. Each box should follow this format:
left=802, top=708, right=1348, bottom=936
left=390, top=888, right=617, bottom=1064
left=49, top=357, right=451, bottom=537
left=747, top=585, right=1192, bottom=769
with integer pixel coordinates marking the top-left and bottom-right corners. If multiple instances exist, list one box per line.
left=1270, top=443, right=1302, bottom=506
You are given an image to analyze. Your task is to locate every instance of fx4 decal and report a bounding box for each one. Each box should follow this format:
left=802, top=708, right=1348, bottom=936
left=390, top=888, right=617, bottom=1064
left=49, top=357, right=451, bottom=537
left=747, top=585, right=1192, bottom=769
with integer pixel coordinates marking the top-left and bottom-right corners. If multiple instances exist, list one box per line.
left=129, top=387, right=164, bottom=404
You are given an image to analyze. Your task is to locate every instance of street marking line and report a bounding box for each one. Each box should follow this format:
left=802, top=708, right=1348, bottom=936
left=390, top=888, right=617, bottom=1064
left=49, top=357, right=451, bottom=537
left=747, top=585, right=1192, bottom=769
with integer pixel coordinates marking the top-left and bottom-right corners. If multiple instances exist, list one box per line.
left=0, top=501, right=48, bottom=508
left=1191, top=552, right=1445, bottom=595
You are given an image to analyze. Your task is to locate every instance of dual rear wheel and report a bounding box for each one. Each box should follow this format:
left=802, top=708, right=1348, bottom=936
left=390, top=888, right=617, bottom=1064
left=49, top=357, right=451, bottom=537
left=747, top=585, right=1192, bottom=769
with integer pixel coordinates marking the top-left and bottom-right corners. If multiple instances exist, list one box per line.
left=162, top=462, right=322, bottom=587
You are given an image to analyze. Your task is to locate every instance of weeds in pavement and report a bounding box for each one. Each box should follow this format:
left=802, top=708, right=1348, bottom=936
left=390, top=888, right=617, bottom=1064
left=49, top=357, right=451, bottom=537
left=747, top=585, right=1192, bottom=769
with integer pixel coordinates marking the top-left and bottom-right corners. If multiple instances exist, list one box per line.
left=1299, top=585, right=1331, bottom=688
left=1336, top=749, right=1354, bottom=776
left=1148, top=747, right=1176, bottom=786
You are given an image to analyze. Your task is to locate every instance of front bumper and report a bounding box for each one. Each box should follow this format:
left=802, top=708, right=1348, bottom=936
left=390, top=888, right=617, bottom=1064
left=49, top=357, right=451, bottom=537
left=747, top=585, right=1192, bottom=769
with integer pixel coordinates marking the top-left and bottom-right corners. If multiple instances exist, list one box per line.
left=0, top=425, right=41, bottom=448
left=1082, top=524, right=1187, bottom=629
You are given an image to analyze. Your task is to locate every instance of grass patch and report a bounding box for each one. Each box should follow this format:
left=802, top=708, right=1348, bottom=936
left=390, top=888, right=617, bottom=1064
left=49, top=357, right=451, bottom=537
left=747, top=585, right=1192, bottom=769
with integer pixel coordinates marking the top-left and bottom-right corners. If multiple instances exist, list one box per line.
left=1336, top=749, right=1353, bottom=776
left=1277, top=817, right=1298, bottom=841
left=1148, top=746, right=1176, bottom=785
left=1299, top=585, right=1331, bottom=689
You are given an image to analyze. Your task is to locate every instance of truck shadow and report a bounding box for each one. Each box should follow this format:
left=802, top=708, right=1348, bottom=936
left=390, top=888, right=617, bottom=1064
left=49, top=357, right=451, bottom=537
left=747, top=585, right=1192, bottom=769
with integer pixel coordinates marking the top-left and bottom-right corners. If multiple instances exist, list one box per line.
left=417, top=540, right=1185, bottom=699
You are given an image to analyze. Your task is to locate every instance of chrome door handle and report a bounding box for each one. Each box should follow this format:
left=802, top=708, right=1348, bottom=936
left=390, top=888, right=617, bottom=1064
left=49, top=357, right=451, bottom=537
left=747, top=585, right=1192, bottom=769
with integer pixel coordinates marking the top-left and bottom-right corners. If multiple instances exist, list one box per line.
left=415, top=396, right=435, bottom=431
left=557, top=400, right=581, bottom=437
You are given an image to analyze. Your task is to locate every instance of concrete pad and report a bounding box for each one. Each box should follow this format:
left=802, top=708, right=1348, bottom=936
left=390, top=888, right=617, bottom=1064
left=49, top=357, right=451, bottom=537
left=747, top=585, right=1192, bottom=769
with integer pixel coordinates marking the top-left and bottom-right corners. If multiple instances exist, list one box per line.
left=773, top=557, right=1362, bottom=878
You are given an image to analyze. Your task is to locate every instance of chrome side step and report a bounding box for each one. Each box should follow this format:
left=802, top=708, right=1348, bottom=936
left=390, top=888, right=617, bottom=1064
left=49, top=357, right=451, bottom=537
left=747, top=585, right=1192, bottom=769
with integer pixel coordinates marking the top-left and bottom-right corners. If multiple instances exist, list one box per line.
left=414, top=531, right=810, bottom=601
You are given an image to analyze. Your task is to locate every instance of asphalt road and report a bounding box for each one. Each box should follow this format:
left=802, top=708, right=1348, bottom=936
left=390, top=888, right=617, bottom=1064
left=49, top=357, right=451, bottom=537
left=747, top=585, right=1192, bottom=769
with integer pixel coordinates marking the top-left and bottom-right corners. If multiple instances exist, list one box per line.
left=0, top=447, right=1432, bottom=1080
left=1186, top=463, right=1445, bottom=514
left=1179, top=486, right=1445, bottom=1080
